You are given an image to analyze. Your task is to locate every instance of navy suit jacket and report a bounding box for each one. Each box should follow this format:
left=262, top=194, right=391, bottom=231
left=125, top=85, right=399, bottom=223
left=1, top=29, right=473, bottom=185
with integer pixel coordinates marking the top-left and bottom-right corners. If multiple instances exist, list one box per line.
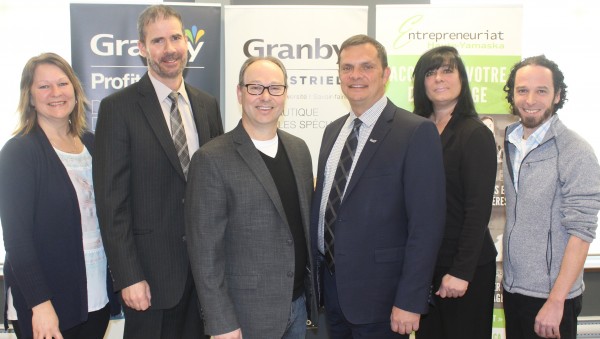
left=310, top=99, right=446, bottom=324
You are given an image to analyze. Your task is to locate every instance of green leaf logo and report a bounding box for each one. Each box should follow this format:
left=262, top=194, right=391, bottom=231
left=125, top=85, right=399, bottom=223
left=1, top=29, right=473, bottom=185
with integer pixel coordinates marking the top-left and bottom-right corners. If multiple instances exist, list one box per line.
left=185, top=25, right=205, bottom=45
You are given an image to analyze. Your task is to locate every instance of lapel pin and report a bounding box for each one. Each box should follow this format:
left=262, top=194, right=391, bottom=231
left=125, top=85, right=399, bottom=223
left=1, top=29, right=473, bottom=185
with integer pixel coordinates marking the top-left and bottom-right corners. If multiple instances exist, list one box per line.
left=369, top=138, right=377, bottom=143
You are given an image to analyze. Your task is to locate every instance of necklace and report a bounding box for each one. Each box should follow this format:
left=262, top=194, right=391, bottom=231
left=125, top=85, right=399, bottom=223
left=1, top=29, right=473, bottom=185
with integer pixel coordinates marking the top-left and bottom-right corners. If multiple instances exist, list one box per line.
left=50, top=135, right=80, bottom=154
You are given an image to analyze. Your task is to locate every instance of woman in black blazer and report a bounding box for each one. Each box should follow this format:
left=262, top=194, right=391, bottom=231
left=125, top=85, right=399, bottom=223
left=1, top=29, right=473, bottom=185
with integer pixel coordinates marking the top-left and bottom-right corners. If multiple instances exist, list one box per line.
left=412, top=46, right=498, bottom=339
left=0, top=53, right=119, bottom=339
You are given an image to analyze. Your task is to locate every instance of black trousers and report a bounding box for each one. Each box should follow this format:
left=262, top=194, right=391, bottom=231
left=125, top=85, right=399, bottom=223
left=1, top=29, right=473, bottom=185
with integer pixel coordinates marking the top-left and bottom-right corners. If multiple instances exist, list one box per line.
left=416, top=260, right=496, bottom=339
left=12, top=304, right=110, bottom=339
left=121, top=270, right=208, bottom=339
left=503, top=290, right=582, bottom=339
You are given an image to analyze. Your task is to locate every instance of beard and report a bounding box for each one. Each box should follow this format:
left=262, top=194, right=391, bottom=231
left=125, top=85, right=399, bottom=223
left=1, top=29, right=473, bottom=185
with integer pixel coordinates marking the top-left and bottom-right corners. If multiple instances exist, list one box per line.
left=147, top=51, right=187, bottom=79
left=514, top=105, right=554, bottom=130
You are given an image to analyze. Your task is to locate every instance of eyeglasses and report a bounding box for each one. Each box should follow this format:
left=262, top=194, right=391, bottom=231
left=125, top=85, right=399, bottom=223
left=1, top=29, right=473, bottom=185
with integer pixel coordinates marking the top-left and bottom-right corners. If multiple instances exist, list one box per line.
left=243, top=84, right=287, bottom=96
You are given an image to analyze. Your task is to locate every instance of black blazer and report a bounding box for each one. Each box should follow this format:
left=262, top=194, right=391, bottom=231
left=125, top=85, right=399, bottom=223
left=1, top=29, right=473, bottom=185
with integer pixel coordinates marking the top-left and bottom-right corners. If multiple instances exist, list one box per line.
left=93, top=73, right=223, bottom=309
left=0, top=126, right=120, bottom=337
left=310, top=100, right=446, bottom=324
left=436, top=115, right=497, bottom=280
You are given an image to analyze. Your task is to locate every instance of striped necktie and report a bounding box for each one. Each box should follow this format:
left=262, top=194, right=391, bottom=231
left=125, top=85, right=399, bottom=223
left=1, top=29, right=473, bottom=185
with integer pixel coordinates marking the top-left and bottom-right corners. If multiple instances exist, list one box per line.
left=168, top=91, right=190, bottom=178
left=323, top=118, right=362, bottom=273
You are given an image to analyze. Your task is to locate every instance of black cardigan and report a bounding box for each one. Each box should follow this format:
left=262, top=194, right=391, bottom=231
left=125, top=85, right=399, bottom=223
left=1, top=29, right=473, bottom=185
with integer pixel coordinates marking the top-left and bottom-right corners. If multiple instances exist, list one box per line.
left=0, top=125, right=119, bottom=337
left=436, top=115, right=498, bottom=281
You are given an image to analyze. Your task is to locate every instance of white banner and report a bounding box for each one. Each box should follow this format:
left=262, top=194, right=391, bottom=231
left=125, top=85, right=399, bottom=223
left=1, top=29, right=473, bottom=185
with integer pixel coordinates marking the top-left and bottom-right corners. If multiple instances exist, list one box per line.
left=224, top=5, right=368, bottom=172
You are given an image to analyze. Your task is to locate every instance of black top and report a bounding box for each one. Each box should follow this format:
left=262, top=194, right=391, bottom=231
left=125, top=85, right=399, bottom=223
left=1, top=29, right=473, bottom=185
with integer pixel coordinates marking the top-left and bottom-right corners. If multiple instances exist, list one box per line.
left=260, top=139, right=307, bottom=299
left=437, top=115, right=498, bottom=281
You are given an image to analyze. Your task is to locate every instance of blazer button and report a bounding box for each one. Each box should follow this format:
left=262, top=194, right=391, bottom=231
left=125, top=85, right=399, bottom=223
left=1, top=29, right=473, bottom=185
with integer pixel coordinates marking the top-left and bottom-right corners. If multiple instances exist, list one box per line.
left=287, top=271, right=294, bottom=278
left=287, top=239, right=293, bottom=245
left=181, top=198, right=185, bottom=204
left=182, top=235, right=186, bottom=242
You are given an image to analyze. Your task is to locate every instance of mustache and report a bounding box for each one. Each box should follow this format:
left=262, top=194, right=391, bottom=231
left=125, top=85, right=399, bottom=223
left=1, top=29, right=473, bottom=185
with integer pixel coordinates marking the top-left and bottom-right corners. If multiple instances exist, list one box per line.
left=161, top=52, right=182, bottom=63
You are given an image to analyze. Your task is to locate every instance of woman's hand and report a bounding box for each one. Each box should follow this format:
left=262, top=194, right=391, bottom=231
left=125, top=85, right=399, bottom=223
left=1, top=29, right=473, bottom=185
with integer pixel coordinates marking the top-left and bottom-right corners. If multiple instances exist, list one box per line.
left=31, top=300, right=63, bottom=339
left=436, top=274, right=469, bottom=298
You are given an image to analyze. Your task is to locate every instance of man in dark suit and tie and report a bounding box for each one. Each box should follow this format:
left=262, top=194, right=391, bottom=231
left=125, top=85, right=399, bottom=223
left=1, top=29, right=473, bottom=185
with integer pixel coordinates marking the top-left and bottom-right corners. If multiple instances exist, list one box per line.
left=93, top=4, right=223, bottom=338
left=185, top=56, right=317, bottom=339
left=310, top=34, right=446, bottom=338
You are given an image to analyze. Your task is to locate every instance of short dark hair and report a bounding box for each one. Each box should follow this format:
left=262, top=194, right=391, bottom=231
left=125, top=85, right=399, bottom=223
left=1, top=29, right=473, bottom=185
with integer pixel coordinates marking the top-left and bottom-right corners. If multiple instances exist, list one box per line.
left=238, top=56, right=288, bottom=87
left=338, top=34, right=388, bottom=69
left=504, top=55, right=567, bottom=115
left=138, top=4, right=184, bottom=44
left=412, top=46, right=477, bottom=119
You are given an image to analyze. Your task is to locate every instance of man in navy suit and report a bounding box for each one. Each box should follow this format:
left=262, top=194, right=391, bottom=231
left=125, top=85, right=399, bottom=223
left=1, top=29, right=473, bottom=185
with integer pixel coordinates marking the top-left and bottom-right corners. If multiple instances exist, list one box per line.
left=310, top=34, right=446, bottom=338
left=93, top=5, right=223, bottom=339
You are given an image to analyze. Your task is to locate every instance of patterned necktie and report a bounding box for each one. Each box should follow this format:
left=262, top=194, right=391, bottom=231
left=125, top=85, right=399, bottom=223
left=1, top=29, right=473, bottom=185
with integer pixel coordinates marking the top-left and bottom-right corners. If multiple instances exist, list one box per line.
left=168, top=92, right=190, bottom=178
left=324, top=118, right=362, bottom=273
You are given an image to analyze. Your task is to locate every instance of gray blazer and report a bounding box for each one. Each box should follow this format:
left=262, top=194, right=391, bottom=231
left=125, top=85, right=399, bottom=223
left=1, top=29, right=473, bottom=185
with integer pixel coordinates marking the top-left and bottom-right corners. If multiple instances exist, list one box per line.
left=185, top=121, right=317, bottom=338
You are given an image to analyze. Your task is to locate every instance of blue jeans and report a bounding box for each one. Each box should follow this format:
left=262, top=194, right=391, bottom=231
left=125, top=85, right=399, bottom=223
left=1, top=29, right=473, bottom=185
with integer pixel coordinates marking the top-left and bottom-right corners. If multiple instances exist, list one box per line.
left=281, top=294, right=307, bottom=339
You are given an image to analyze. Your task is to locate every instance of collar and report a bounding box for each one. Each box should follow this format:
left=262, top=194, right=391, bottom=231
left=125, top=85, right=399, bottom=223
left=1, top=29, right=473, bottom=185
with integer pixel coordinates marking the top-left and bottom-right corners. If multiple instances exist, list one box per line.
left=148, top=72, right=189, bottom=106
left=508, top=114, right=557, bottom=146
left=349, top=96, right=387, bottom=127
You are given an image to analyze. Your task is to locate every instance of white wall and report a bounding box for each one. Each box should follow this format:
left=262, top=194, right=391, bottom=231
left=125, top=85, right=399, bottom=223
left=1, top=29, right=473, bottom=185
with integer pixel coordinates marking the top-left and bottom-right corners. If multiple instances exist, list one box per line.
left=2, top=0, right=600, bottom=262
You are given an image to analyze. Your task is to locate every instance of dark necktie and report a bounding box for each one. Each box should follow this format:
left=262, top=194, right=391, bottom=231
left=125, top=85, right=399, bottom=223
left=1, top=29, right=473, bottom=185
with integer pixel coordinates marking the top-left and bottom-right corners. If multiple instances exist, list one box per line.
left=168, top=92, right=190, bottom=178
left=324, top=118, right=362, bottom=273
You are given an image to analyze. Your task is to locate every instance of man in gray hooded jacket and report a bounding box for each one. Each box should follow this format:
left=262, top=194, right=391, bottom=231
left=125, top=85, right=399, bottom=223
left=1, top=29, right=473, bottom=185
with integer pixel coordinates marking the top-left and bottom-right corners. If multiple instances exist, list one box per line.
left=502, top=55, right=600, bottom=339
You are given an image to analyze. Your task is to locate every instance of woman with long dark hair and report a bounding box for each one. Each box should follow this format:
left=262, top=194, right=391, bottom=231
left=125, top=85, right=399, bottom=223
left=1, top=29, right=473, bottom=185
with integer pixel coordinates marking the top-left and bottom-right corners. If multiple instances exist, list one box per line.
left=412, top=46, right=497, bottom=339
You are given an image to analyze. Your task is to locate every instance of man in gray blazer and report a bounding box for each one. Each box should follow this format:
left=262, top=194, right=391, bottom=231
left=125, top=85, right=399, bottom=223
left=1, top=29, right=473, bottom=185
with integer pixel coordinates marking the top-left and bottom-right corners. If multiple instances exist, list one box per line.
left=186, top=56, right=317, bottom=339
left=93, top=5, right=223, bottom=339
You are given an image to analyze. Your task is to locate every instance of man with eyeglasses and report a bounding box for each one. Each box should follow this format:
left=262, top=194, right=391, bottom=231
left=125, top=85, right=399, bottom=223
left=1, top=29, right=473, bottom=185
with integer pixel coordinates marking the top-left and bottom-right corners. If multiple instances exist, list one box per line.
left=185, top=56, right=317, bottom=339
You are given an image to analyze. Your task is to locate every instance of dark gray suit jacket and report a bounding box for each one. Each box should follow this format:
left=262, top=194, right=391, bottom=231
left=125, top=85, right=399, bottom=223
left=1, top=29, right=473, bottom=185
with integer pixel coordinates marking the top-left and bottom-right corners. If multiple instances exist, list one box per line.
left=185, top=122, right=317, bottom=338
left=93, top=73, right=223, bottom=309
